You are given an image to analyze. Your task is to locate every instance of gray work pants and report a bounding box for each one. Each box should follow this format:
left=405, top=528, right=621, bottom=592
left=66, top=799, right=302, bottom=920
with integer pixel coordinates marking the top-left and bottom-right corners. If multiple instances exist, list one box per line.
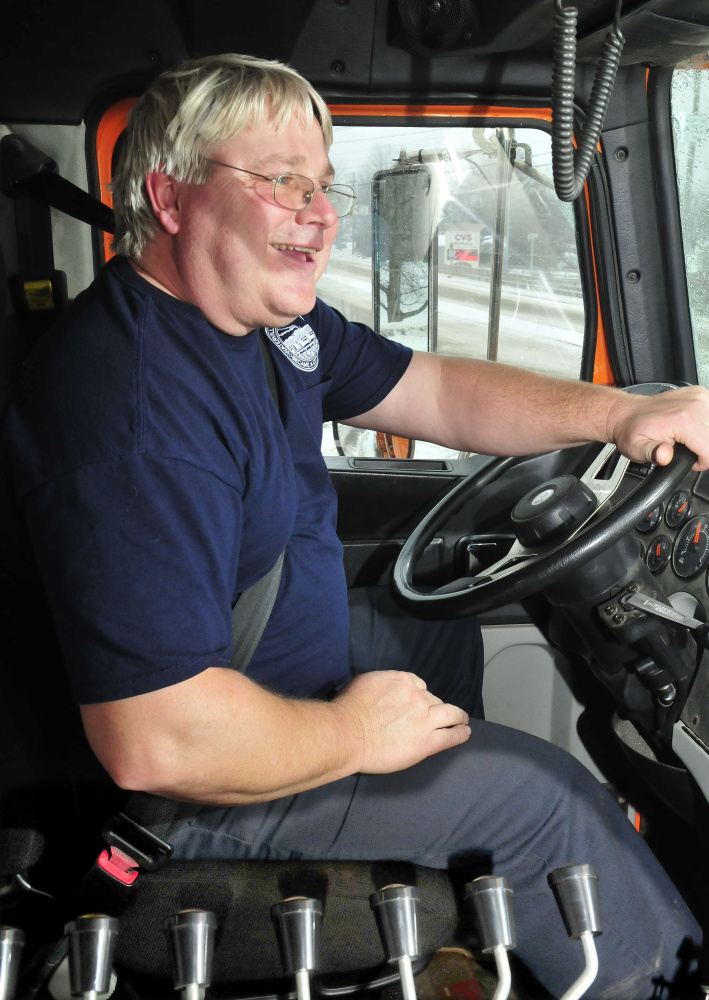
left=171, top=590, right=701, bottom=998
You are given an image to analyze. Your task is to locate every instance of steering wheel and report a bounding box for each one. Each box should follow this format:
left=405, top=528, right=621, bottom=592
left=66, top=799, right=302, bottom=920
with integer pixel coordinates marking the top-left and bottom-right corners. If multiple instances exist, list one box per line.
left=392, top=442, right=697, bottom=619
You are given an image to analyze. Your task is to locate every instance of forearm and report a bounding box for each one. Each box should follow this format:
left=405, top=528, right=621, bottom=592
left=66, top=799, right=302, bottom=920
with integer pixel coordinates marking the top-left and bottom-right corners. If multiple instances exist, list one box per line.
left=349, top=352, right=709, bottom=468
left=80, top=665, right=470, bottom=806
left=422, top=356, right=620, bottom=455
left=81, top=667, right=364, bottom=806
left=434, top=359, right=709, bottom=467
left=349, top=353, right=621, bottom=456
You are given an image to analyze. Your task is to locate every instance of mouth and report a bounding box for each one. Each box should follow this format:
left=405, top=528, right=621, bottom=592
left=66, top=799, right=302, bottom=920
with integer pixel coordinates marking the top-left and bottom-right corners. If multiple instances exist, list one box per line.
left=271, top=243, right=320, bottom=263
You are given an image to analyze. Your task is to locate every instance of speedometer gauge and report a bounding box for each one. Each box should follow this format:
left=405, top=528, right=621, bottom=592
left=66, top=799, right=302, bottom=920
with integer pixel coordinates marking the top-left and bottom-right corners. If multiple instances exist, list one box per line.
left=673, top=516, right=709, bottom=578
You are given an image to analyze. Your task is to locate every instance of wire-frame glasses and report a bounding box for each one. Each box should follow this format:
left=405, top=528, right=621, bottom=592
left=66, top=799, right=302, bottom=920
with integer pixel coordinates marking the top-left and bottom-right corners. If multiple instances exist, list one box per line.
left=204, top=158, right=355, bottom=218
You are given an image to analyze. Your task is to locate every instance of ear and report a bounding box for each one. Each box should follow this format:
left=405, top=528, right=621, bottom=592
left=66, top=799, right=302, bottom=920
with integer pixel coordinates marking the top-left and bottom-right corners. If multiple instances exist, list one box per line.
left=144, top=171, right=181, bottom=236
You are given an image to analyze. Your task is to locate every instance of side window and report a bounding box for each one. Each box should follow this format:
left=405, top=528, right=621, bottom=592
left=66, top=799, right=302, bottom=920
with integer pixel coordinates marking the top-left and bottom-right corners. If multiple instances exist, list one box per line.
left=672, top=58, right=709, bottom=387
left=318, top=122, right=586, bottom=460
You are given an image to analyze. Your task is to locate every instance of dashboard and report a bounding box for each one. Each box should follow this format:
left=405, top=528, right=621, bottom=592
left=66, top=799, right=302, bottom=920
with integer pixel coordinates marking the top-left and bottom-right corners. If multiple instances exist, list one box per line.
left=633, top=467, right=709, bottom=621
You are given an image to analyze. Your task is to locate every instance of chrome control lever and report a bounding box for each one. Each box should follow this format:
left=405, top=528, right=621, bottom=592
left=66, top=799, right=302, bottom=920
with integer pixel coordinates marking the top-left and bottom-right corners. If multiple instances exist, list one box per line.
left=369, top=884, right=420, bottom=1000
left=271, top=897, right=322, bottom=1000
left=65, top=915, right=119, bottom=1000
left=548, top=864, right=602, bottom=1000
left=164, top=909, right=217, bottom=1000
left=464, top=876, right=515, bottom=1000
left=0, top=926, right=24, bottom=1000
left=620, top=590, right=703, bottom=630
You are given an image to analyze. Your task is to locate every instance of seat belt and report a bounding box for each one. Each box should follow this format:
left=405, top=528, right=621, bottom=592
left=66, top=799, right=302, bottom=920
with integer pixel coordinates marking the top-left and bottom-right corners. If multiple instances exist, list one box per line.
left=227, top=332, right=284, bottom=674
left=95, top=331, right=288, bottom=886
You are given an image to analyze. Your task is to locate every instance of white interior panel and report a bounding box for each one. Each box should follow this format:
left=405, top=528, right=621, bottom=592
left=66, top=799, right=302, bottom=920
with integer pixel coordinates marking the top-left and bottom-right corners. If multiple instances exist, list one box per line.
left=482, top=623, right=606, bottom=782
left=0, top=123, right=94, bottom=301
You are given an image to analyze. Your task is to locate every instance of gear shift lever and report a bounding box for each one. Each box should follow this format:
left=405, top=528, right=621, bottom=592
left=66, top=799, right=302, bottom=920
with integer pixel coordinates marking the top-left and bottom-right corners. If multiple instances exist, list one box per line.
left=163, top=909, right=217, bottom=1000
left=271, top=897, right=322, bottom=1000
left=0, top=927, right=24, bottom=1000
left=369, top=884, right=420, bottom=1000
left=64, top=915, right=119, bottom=1000
left=548, top=864, right=602, bottom=1000
left=464, top=876, right=515, bottom=1000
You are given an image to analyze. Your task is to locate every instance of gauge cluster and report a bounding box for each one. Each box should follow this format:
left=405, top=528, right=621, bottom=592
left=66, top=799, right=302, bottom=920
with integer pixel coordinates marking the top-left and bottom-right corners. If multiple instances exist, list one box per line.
left=634, top=469, right=709, bottom=608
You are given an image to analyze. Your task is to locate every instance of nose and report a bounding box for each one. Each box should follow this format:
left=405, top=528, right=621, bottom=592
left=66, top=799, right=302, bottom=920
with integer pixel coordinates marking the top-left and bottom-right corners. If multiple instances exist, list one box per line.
left=295, top=188, right=339, bottom=228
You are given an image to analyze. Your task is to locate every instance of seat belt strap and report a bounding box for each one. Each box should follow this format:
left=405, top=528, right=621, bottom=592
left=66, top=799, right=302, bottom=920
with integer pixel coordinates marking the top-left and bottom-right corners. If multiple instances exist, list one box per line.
left=228, top=331, right=284, bottom=673
left=228, top=550, right=284, bottom=674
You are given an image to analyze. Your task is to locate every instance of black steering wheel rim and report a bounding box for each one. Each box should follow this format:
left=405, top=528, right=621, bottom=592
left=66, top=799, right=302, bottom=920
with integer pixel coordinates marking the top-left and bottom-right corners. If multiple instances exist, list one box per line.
left=392, top=444, right=697, bottom=619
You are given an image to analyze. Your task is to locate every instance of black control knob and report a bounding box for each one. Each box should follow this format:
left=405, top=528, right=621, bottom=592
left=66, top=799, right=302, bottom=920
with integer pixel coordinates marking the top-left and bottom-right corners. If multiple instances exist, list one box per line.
left=511, top=476, right=597, bottom=547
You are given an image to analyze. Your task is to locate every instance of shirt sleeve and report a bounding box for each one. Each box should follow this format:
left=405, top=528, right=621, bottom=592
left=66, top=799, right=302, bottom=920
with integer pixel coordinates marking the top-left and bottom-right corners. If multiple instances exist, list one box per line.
left=22, top=454, right=242, bottom=704
left=310, top=299, right=413, bottom=422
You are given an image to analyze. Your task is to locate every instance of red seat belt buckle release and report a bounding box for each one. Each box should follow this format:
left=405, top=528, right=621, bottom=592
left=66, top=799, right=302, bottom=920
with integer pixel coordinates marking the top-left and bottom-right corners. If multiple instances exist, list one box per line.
left=97, top=846, right=139, bottom=886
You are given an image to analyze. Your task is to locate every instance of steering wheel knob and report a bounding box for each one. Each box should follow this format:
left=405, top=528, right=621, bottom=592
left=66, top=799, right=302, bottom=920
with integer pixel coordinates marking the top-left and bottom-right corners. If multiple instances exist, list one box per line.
left=511, top=475, right=597, bottom=546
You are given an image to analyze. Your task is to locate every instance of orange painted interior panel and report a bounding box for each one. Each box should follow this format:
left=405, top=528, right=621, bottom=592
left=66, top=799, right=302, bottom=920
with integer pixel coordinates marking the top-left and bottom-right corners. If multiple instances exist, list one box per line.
left=95, top=97, right=137, bottom=260
left=329, top=103, right=553, bottom=122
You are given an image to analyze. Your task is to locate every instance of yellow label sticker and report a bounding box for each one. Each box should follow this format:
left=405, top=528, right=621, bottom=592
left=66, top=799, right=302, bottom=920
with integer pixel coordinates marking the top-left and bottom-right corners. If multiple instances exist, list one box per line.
left=23, top=280, right=55, bottom=311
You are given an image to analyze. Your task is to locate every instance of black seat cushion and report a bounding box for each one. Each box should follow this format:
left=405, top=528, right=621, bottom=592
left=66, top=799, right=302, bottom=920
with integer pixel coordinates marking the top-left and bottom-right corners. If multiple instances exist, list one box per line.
left=0, top=827, right=45, bottom=878
left=115, top=858, right=457, bottom=983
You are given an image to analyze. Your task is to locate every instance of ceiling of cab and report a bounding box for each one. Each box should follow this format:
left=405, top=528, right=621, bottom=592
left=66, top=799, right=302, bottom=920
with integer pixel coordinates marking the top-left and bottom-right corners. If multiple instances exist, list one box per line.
left=1, top=0, right=708, bottom=123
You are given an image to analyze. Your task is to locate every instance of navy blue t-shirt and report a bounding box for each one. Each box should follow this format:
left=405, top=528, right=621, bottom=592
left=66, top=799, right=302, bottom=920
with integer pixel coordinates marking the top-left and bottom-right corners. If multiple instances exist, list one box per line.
left=6, top=257, right=411, bottom=704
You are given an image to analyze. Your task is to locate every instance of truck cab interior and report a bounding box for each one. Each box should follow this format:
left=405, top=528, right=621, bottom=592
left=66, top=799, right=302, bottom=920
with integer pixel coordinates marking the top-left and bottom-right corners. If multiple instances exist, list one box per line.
left=3, top=1, right=709, bottom=998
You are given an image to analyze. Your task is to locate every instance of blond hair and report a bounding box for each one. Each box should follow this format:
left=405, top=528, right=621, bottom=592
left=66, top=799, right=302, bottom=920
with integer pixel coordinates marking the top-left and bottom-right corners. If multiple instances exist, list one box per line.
left=111, top=53, right=332, bottom=259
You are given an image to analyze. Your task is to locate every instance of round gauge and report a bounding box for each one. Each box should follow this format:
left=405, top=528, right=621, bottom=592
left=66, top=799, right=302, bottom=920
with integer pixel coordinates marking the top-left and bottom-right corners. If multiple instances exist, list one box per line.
left=666, top=490, right=693, bottom=528
left=673, top=516, right=709, bottom=578
left=646, top=535, right=671, bottom=574
left=636, top=506, right=662, bottom=533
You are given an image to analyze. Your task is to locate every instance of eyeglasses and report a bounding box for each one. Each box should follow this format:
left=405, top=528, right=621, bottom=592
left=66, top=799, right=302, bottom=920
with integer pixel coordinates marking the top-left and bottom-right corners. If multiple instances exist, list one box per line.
left=203, top=158, right=355, bottom=218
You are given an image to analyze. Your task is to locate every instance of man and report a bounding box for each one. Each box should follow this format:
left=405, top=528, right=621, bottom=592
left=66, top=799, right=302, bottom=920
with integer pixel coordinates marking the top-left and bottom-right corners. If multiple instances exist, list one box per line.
left=5, top=52, right=709, bottom=997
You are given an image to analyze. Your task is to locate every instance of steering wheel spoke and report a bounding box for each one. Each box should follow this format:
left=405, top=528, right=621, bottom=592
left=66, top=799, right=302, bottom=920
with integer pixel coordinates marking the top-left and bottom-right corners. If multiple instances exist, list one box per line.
left=472, top=537, right=542, bottom=582
left=579, top=443, right=632, bottom=506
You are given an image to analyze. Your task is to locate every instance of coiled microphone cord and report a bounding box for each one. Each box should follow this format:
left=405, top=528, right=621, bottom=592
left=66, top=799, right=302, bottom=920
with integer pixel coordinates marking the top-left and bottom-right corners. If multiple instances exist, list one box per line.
left=551, top=0, right=625, bottom=202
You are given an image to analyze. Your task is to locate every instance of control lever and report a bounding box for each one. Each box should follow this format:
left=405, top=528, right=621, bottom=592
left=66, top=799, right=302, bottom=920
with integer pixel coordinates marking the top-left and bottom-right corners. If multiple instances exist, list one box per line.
left=620, top=591, right=702, bottom=630
left=271, top=897, right=322, bottom=1000
left=0, top=926, right=24, bottom=1000
left=464, top=876, right=515, bottom=1000
left=548, top=864, right=602, bottom=1000
left=163, top=909, right=217, bottom=1000
left=369, top=884, right=419, bottom=1000
left=621, top=590, right=709, bottom=655
left=64, top=915, right=119, bottom=1000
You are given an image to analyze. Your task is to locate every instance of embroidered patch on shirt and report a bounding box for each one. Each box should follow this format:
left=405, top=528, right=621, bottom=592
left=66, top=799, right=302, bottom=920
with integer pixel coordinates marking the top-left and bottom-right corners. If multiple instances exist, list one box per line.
left=265, top=321, right=319, bottom=372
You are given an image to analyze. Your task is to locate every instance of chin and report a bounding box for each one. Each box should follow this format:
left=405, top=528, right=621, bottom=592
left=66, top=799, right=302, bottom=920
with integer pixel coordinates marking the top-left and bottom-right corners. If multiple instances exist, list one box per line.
left=269, top=293, right=317, bottom=325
